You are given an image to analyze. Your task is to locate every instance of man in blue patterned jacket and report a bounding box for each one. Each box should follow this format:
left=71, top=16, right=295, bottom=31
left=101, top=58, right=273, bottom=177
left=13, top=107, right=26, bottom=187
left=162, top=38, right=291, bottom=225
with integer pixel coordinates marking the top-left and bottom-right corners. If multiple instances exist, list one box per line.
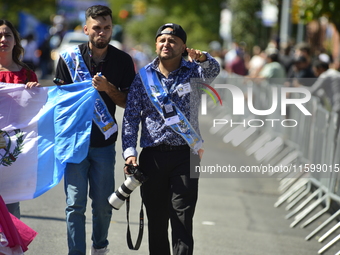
left=122, top=23, right=220, bottom=255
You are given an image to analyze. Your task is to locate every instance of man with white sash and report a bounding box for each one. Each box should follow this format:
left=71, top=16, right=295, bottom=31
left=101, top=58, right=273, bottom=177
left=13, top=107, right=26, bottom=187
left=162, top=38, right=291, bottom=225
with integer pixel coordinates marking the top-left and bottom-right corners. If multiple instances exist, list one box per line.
left=122, top=23, right=220, bottom=255
left=54, top=5, right=135, bottom=255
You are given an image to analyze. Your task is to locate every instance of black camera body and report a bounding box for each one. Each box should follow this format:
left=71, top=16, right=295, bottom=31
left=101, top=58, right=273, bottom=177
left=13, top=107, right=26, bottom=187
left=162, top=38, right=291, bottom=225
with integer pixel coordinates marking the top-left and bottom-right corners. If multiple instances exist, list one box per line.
left=108, top=164, right=148, bottom=210
left=126, top=164, right=148, bottom=183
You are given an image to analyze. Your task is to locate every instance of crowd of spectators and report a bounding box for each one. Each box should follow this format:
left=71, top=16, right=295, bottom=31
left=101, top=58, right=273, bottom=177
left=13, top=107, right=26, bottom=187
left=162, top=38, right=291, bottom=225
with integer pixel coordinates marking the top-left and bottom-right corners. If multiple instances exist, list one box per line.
left=207, top=39, right=340, bottom=116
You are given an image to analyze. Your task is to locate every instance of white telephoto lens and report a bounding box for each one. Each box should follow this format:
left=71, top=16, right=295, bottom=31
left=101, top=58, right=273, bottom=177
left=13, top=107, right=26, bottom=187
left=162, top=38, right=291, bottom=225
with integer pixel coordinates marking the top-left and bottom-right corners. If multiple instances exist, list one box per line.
left=108, top=193, right=125, bottom=210
left=124, top=176, right=141, bottom=191
left=107, top=175, right=142, bottom=210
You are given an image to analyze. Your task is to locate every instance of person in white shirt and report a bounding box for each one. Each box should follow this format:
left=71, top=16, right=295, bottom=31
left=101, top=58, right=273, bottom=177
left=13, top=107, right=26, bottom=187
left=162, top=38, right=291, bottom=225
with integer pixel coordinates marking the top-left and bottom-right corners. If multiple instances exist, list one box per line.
left=310, top=58, right=340, bottom=114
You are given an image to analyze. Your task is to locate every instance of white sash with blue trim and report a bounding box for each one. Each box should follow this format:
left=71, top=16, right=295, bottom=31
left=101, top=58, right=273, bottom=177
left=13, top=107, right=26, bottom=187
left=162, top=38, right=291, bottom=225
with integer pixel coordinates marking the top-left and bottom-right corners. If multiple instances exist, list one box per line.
left=139, top=67, right=202, bottom=153
left=60, top=45, right=117, bottom=139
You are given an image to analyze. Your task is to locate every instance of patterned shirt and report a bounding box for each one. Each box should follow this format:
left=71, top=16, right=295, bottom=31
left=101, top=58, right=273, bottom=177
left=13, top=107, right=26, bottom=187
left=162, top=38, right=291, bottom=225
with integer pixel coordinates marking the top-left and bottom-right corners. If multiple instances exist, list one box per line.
left=122, top=53, right=220, bottom=159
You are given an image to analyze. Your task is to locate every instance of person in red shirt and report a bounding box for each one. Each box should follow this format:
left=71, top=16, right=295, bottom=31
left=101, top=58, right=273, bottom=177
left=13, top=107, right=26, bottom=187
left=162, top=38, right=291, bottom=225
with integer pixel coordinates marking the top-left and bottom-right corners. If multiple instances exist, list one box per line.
left=0, top=20, right=40, bottom=88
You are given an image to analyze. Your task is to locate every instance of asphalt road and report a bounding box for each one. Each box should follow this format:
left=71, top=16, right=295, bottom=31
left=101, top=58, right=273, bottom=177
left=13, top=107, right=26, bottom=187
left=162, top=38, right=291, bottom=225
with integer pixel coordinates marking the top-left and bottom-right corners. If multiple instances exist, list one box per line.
left=19, top=81, right=340, bottom=255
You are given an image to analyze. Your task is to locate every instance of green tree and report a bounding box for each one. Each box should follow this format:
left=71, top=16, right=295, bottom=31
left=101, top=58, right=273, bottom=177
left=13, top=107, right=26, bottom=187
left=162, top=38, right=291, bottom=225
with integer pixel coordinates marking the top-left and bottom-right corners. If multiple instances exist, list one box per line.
left=0, top=0, right=224, bottom=52
left=109, top=0, right=225, bottom=52
left=0, top=0, right=56, bottom=27
left=228, top=0, right=263, bottom=51
left=302, top=0, right=340, bottom=33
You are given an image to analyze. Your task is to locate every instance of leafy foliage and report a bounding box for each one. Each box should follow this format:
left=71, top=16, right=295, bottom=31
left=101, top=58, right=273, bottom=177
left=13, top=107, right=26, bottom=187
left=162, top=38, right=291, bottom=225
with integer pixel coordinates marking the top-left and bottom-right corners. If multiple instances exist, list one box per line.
left=3, top=0, right=340, bottom=54
left=302, top=0, right=340, bottom=33
left=228, top=0, right=263, bottom=50
left=0, top=0, right=56, bottom=26
left=111, top=0, right=225, bottom=51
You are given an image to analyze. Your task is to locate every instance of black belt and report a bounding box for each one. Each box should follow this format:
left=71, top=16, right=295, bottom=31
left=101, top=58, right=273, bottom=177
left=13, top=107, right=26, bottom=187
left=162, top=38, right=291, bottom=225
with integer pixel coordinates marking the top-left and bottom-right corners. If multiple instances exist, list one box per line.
left=145, top=144, right=190, bottom=151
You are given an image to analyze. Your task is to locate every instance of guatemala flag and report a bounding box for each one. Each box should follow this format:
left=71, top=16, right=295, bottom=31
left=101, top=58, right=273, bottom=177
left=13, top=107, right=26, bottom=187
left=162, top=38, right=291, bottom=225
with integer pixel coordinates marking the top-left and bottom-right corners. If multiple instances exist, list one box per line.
left=0, top=81, right=95, bottom=204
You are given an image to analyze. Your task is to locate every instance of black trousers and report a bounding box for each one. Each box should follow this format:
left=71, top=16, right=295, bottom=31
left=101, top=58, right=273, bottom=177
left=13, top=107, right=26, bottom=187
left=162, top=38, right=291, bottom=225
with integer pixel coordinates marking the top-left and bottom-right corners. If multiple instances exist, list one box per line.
left=139, top=146, right=200, bottom=255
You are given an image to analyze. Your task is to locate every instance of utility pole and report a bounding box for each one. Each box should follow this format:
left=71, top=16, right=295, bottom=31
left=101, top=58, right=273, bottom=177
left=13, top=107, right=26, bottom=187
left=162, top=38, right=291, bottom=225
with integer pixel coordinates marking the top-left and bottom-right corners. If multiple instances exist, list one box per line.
left=279, top=0, right=291, bottom=46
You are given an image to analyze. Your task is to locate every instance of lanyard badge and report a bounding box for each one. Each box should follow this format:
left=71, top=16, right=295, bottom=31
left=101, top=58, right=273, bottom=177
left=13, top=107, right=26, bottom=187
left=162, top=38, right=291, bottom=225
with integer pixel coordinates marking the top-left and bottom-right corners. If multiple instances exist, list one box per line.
left=177, top=83, right=191, bottom=97
left=162, top=102, right=180, bottom=126
left=157, top=93, right=180, bottom=126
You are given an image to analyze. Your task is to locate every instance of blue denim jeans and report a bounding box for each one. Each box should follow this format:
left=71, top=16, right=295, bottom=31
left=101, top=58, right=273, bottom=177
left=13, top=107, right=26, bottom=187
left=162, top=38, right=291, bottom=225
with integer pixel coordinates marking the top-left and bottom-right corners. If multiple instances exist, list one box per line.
left=64, top=143, right=116, bottom=255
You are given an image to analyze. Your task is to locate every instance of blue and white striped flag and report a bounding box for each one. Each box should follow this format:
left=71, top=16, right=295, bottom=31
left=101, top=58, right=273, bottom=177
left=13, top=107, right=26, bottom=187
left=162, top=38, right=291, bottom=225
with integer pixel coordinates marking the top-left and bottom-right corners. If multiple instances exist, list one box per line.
left=0, top=81, right=95, bottom=204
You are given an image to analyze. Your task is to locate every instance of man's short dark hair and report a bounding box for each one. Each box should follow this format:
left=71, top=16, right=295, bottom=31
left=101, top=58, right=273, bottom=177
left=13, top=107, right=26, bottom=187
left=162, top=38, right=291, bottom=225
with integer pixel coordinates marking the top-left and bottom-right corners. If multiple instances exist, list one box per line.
left=85, top=5, right=112, bottom=21
left=268, top=53, right=279, bottom=62
left=313, top=59, right=329, bottom=71
left=295, top=42, right=311, bottom=56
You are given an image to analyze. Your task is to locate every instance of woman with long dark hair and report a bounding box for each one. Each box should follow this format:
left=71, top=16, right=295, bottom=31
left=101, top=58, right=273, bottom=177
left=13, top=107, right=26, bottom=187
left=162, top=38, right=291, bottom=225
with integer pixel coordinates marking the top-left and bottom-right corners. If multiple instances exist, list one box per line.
left=0, top=19, right=40, bottom=88
left=0, top=19, right=40, bottom=218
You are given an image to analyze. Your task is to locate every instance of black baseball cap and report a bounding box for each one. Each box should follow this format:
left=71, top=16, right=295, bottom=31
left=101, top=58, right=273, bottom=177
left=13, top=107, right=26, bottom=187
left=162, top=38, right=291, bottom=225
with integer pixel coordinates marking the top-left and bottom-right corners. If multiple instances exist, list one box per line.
left=155, top=23, right=187, bottom=44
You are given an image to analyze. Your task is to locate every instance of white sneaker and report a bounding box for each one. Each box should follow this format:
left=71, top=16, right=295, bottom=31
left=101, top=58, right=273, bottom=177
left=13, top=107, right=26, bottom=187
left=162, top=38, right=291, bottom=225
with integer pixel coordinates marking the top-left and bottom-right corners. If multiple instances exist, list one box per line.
left=90, top=246, right=110, bottom=255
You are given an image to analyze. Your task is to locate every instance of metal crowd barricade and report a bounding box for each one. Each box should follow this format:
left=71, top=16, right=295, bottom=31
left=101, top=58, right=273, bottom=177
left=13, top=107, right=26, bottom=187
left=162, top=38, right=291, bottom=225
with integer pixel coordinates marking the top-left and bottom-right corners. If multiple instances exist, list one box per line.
left=316, top=118, right=340, bottom=254
left=288, top=105, right=330, bottom=228
left=304, top=111, right=338, bottom=228
left=229, top=79, right=262, bottom=147
left=209, top=74, right=260, bottom=147
left=208, top=74, right=243, bottom=139
left=243, top=81, right=280, bottom=157
left=209, top=75, right=340, bottom=254
left=305, top=112, right=339, bottom=239
left=250, top=82, right=287, bottom=163
left=273, top=94, right=318, bottom=208
left=276, top=97, right=319, bottom=211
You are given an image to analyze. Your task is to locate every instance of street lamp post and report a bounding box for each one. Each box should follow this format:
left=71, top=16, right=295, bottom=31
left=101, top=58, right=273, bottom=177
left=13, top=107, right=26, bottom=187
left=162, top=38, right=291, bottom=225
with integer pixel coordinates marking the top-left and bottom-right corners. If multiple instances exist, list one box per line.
left=279, top=0, right=291, bottom=46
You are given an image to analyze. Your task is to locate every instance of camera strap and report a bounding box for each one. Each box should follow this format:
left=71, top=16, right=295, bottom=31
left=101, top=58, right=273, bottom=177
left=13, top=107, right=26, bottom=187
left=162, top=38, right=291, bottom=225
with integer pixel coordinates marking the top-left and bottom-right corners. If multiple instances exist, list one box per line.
left=126, top=186, right=144, bottom=250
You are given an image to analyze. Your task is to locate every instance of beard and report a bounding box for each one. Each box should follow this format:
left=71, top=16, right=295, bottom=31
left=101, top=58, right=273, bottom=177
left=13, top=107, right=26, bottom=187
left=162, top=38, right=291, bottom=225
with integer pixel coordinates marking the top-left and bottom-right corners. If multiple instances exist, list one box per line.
left=90, top=37, right=110, bottom=49
left=158, top=51, right=182, bottom=61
